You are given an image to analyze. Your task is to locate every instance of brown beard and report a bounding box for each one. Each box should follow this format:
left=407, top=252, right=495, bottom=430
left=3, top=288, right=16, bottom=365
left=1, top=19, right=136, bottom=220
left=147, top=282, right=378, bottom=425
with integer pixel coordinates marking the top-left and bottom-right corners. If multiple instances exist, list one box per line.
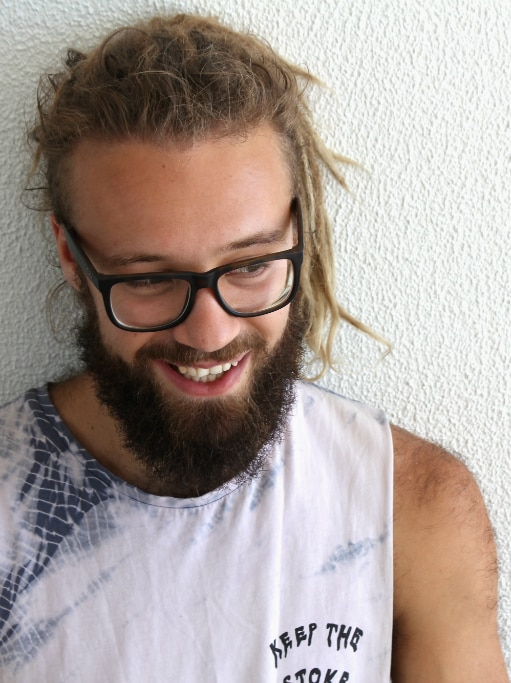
left=74, top=298, right=306, bottom=497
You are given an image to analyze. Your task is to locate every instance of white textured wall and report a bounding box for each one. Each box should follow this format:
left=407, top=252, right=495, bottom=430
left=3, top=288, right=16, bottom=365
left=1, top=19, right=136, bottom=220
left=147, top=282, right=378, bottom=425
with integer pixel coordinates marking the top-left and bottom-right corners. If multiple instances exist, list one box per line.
left=1, top=0, right=510, bottom=669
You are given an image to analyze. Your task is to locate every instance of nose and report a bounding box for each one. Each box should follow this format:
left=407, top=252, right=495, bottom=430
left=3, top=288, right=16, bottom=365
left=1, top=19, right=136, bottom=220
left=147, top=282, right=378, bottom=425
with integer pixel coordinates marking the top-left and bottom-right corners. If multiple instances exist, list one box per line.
left=171, top=288, right=242, bottom=353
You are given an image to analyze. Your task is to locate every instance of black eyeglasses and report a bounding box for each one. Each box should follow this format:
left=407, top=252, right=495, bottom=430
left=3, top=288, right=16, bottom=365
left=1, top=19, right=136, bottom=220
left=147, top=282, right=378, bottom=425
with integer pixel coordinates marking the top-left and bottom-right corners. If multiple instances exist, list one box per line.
left=62, top=198, right=304, bottom=332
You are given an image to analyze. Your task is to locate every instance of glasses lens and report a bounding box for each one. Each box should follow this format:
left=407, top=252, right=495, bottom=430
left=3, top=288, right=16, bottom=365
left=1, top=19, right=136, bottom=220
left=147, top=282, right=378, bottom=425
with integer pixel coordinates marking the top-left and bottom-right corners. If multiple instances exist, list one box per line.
left=218, top=257, right=295, bottom=314
left=110, top=278, right=191, bottom=328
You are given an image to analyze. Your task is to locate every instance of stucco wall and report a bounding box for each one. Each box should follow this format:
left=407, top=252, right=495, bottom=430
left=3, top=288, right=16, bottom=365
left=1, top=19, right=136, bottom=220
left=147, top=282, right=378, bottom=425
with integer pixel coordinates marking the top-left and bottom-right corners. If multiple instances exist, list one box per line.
left=1, top=0, right=510, bottom=670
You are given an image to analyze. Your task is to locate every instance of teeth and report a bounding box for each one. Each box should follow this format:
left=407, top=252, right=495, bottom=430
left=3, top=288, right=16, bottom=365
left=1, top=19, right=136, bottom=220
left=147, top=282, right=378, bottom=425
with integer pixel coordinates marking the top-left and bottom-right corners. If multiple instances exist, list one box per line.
left=175, top=360, right=239, bottom=382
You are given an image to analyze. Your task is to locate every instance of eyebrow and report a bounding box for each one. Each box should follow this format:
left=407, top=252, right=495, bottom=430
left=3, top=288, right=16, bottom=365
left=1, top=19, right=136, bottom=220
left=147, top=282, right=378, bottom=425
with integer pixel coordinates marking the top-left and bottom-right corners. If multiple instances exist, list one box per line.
left=94, top=225, right=290, bottom=270
left=220, top=226, right=289, bottom=253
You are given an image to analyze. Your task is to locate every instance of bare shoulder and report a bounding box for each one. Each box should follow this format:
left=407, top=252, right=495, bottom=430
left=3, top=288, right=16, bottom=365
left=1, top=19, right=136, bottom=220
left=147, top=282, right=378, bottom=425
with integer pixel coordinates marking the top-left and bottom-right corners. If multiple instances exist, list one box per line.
left=392, top=424, right=495, bottom=622
left=391, top=425, right=508, bottom=682
left=392, top=424, right=486, bottom=532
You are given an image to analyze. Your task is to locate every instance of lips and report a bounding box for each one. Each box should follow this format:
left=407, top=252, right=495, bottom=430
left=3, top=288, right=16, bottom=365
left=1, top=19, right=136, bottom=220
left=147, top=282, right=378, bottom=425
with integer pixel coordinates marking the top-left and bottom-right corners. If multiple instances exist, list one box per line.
left=175, top=360, right=239, bottom=382
left=152, top=350, right=252, bottom=397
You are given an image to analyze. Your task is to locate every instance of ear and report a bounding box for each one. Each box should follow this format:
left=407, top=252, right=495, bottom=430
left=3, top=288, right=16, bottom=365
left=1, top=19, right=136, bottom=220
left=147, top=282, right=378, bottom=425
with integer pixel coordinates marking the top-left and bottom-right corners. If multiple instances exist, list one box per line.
left=50, top=214, right=81, bottom=291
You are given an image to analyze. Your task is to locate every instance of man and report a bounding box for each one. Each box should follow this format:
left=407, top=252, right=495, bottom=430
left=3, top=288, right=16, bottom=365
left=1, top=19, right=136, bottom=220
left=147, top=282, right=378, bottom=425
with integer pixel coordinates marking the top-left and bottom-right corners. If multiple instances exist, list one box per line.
left=0, top=13, right=507, bottom=682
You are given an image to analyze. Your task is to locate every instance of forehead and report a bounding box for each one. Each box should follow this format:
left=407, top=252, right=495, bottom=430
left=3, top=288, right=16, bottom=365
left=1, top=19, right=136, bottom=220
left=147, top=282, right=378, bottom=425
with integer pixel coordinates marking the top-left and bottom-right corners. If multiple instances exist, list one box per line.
left=65, top=125, right=294, bottom=264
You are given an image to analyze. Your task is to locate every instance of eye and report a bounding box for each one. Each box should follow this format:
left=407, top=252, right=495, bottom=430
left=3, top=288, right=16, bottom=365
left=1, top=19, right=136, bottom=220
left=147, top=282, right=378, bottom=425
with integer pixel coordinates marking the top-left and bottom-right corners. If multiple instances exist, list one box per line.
left=127, top=278, right=163, bottom=289
left=120, top=278, right=178, bottom=294
left=227, top=261, right=271, bottom=279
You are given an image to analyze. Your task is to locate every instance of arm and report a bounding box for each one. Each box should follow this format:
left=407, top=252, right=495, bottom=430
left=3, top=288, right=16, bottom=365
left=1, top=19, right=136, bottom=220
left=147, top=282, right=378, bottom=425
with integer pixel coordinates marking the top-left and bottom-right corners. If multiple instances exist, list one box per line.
left=391, top=425, right=509, bottom=682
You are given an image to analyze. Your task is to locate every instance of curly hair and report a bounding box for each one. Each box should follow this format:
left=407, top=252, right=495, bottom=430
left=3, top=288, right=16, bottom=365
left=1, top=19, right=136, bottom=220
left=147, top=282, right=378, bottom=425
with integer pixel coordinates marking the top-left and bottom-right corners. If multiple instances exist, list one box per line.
left=29, top=13, right=384, bottom=377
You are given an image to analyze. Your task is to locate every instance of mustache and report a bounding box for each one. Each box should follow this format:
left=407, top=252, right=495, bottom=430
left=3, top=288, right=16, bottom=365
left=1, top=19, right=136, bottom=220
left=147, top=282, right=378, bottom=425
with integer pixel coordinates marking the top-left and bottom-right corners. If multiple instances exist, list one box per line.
left=134, top=333, right=267, bottom=366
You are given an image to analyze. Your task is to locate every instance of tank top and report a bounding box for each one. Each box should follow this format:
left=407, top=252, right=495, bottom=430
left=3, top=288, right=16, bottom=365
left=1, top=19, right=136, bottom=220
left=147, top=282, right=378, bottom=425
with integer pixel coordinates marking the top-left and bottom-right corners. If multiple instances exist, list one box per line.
left=0, top=382, right=393, bottom=682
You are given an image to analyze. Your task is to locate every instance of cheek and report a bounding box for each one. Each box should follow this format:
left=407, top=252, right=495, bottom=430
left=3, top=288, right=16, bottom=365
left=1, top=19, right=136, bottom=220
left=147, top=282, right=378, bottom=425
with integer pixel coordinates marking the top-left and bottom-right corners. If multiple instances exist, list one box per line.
left=86, top=287, right=148, bottom=361
left=100, top=325, right=151, bottom=363
left=251, top=307, right=290, bottom=349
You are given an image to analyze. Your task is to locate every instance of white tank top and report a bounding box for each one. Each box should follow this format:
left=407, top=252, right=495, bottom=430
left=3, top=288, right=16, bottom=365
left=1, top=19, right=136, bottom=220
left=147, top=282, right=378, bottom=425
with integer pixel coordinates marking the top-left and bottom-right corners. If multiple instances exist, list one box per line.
left=0, top=382, right=393, bottom=681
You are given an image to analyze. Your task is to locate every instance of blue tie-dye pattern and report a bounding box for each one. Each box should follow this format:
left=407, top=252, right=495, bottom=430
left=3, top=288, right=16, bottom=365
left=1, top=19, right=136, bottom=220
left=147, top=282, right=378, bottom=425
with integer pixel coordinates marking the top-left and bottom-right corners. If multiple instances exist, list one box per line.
left=2, top=461, right=109, bottom=620
left=0, top=389, right=115, bottom=661
left=317, top=527, right=391, bottom=575
left=0, top=383, right=393, bottom=681
left=1, top=567, right=115, bottom=673
left=249, top=457, right=285, bottom=512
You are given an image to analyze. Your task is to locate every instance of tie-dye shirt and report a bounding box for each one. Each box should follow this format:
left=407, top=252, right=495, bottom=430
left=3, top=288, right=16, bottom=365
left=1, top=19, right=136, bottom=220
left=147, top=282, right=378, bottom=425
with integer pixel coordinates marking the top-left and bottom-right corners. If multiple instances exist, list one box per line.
left=0, top=382, right=393, bottom=682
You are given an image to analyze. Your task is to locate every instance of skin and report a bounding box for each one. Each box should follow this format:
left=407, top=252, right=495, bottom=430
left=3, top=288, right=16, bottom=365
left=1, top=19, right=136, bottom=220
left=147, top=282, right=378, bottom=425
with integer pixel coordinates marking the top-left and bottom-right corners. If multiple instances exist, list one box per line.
left=392, top=426, right=508, bottom=680
left=51, top=125, right=294, bottom=490
left=50, top=125, right=508, bottom=680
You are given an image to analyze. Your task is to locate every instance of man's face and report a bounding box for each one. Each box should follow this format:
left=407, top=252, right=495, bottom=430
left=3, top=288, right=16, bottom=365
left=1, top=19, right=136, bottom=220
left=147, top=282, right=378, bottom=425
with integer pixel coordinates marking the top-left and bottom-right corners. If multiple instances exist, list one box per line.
left=60, top=125, right=295, bottom=395
left=56, top=125, right=305, bottom=495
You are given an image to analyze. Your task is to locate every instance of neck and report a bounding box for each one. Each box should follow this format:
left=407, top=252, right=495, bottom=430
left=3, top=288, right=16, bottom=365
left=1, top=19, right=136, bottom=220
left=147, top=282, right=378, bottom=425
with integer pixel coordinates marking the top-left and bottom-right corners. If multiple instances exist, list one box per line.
left=49, top=373, right=196, bottom=497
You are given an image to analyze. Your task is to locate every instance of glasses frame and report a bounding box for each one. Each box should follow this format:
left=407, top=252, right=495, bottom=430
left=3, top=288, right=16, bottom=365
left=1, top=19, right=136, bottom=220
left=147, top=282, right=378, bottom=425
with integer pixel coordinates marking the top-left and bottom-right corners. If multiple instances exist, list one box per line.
left=62, top=198, right=304, bottom=332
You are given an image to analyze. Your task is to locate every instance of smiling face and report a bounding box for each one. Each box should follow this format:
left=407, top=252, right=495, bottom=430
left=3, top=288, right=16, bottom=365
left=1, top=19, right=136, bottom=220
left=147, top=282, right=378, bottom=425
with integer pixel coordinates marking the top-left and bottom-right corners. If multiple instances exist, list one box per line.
left=53, top=125, right=305, bottom=496
left=56, top=124, right=296, bottom=399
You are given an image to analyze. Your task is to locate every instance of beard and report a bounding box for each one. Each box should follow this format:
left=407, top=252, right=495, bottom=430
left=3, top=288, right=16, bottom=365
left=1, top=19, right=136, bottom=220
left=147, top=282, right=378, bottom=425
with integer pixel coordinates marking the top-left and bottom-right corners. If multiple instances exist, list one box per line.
left=75, top=294, right=306, bottom=497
